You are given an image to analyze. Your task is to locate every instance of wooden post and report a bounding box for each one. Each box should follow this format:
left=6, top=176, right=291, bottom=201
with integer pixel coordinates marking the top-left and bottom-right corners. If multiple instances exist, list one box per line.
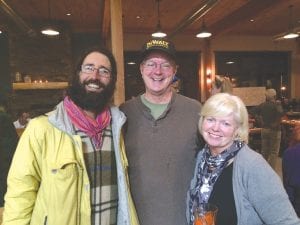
left=110, top=0, right=125, bottom=106
left=200, top=39, right=213, bottom=102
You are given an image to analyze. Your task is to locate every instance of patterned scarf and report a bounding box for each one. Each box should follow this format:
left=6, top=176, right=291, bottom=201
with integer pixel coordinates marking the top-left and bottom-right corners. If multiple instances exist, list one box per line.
left=188, top=140, right=244, bottom=225
left=63, top=96, right=111, bottom=149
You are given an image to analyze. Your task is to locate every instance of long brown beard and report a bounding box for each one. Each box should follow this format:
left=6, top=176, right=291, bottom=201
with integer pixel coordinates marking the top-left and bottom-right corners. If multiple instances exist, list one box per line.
left=67, top=78, right=115, bottom=114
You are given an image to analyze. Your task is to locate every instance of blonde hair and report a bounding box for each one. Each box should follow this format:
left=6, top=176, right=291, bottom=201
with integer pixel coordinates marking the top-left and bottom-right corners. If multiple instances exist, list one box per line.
left=265, top=88, right=277, bottom=101
left=212, top=75, right=233, bottom=94
left=199, top=93, right=249, bottom=143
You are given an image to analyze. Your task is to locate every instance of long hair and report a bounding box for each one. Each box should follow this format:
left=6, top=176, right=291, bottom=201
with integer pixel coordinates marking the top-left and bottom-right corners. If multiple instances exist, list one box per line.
left=69, top=46, right=117, bottom=90
left=199, top=93, right=249, bottom=143
left=67, top=46, right=118, bottom=113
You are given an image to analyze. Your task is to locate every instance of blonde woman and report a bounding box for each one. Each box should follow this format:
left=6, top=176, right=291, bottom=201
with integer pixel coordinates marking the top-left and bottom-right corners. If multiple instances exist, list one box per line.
left=187, top=93, right=299, bottom=225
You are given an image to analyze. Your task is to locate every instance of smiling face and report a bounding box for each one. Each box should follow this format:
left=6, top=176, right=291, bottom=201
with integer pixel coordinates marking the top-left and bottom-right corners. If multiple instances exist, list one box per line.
left=201, top=114, right=238, bottom=155
left=68, top=50, right=116, bottom=114
left=140, top=51, right=177, bottom=98
left=79, top=52, right=112, bottom=92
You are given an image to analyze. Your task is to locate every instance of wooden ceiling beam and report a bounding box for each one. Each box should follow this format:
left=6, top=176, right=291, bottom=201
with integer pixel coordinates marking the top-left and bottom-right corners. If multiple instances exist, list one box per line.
left=210, top=0, right=282, bottom=37
left=168, top=0, right=220, bottom=38
left=0, top=0, right=36, bottom=36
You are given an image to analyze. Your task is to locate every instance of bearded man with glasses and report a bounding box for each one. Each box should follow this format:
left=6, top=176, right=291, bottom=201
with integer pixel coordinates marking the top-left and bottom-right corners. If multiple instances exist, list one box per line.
left=2, top=46, right=139, bottom=225
left=120, top=39, right=204, bottom=225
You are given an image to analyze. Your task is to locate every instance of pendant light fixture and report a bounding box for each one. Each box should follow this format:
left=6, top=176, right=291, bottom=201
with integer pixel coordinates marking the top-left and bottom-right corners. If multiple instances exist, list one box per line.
left=283, top=5, right=299, bottom=39
left=196, top=20, right=212, bottom=38
left=151, top=0, right=167, bottom=38
left=41, top=0, right=60, bottom=36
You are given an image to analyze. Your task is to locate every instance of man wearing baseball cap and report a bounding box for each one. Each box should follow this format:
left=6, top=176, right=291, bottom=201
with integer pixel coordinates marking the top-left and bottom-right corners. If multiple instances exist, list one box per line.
left=120, top=39, right=203, bottom=225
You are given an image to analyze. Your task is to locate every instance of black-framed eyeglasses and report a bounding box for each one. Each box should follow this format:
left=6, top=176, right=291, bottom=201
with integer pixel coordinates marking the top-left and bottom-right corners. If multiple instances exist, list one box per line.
left=81, top=64, right=111, bottom=78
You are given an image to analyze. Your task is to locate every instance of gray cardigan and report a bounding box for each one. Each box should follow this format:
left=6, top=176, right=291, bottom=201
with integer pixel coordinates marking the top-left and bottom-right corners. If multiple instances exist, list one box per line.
left=187, top=145, right=300, bottom=225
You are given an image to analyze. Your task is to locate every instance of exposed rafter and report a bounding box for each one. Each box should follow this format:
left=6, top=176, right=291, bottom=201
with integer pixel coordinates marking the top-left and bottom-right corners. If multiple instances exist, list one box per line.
left=210, top=0, right=282, bottom=37
left=0, top=0, right=37, bottom=36
left=168, top=0, right=219, bottom=38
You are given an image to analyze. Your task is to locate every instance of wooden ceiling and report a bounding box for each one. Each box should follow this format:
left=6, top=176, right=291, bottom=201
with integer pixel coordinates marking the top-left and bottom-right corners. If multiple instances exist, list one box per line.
left=0, top=0, right=300, bottom=40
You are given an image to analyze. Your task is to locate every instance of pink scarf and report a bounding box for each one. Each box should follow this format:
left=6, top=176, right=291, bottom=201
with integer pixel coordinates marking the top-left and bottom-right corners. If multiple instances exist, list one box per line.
left=63, top=96, right=111, bottom=149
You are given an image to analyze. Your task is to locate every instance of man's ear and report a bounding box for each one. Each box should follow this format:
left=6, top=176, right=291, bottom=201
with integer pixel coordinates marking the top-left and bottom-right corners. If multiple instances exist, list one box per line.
left=174, top=65, right=178, bottom=74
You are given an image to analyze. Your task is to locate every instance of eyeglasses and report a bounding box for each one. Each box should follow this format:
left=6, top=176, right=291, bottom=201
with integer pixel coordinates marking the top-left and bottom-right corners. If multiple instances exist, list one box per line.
left=81, top=64, right=111, bottom=78
left=143, top=60, right=174, bottom=72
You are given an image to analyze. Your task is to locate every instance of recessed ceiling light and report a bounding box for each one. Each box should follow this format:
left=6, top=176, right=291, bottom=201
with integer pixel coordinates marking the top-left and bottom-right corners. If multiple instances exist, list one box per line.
left=136, top=16, right=141, bottom=19
left=226, top=61, right=235, bottom=64
left=127, top=61, right=136, bottom=65
left=66, top=13, right=71, bottom=16
left=250, top=19, right=254, bottom=22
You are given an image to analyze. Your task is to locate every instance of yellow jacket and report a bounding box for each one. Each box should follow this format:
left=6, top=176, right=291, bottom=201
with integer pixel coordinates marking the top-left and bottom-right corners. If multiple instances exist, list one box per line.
left=3, top=103, right=139, bottom=225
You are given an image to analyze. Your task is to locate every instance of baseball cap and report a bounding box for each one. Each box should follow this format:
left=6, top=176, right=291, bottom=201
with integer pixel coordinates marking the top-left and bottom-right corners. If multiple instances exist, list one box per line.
left=141, top=39, right=177, bottom=62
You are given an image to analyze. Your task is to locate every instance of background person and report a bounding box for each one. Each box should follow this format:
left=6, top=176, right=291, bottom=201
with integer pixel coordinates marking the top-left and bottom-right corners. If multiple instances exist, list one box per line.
left=13, top=110, right=31, bottom=129
left=187, top=93, right=299, bottom=225
left=171, top=75, right=181, bottom=93
left=3, top=47, right=138, bottom=225
left=210, top=75, right=233, bottom=95
left=120, top=39, right=203, bottom=225
left=282, top=124, right=300, bottom=217
left=253, top=88, right=284, bottom=170
left=0, top=98, right=18, bottom=225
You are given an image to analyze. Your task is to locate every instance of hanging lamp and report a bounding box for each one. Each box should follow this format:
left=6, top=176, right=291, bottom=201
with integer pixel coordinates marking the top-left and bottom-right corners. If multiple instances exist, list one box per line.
left=283, top=5, right=299, bottom=39
left=196, top=20, right=212, bottom=38
left=151, top=0, right=167, bottom=38
left=41, top=0, right=60, bottom=36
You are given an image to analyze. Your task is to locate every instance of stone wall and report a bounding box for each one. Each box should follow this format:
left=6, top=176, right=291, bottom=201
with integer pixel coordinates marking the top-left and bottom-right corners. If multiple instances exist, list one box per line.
left=4, top=27, right=104, bottom=120
left=7, top=28, right=72, bottom=119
